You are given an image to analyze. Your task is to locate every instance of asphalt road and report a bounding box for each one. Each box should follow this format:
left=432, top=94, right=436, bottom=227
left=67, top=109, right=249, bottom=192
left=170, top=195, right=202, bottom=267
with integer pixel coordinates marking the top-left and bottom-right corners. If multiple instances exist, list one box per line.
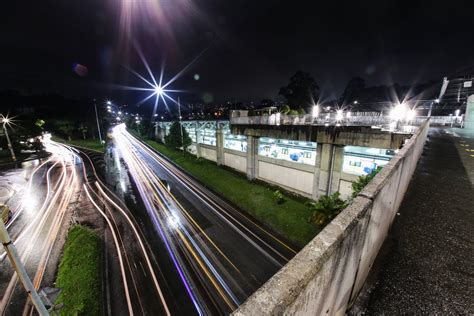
left=363, top=128, right=474, bottom=314
left=111, top=126, right=298, bottom=315
left=0, top=143, right=80, bottom=315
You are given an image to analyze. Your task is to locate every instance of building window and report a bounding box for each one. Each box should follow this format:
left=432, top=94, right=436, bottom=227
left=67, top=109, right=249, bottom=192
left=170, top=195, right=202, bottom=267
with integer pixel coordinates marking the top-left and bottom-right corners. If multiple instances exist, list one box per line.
left=343, top=146, right=395, bottom=175
left=224, top=134, right=247, bottom=152
left=258, top=137, right=317, bottom=165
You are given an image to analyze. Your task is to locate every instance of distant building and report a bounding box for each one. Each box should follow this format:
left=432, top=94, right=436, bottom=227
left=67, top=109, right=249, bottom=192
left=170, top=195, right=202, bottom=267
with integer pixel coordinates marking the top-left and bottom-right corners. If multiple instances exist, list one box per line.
left=438, top=74, right=474, bottom=108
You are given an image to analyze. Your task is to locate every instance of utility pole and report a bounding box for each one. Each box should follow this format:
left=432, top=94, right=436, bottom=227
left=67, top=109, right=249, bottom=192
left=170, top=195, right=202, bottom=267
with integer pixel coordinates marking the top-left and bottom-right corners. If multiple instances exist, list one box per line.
left=93, top=99, right=103, bottom=144
left=0, top=220, right=49, bottom=315
left=1, top=117, right=16, bottom=161
left=178, top=97, right=184, bottom=155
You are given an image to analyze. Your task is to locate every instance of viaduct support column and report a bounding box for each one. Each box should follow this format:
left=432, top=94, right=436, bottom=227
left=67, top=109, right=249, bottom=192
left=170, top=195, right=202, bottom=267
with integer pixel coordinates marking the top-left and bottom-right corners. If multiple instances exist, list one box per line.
left=465, top=94, right=474, bottom=129
left=159, top=124, right=166, bottom=143
left=312, top=143, right=345, bottom=199
left=216, top=123, right=225, bottom=166
left=246, top=135, right=259, bottom=180
left=194, top=122, right=202, bottom=158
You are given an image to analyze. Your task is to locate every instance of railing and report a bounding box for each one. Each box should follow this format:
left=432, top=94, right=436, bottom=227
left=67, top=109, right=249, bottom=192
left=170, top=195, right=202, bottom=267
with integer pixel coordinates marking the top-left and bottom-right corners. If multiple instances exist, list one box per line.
left=230, top=110, right=463, bottom=127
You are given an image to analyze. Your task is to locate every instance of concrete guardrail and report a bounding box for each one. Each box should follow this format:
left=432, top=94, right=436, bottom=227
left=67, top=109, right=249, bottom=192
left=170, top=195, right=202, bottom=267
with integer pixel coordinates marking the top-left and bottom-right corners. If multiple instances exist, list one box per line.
left=233, top=119, right=430, bottom=315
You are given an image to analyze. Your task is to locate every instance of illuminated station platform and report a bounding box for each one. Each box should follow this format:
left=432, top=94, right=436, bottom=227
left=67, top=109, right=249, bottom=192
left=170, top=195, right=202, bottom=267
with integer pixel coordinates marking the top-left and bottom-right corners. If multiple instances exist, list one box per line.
left=155, top=116, right=413, bottom=199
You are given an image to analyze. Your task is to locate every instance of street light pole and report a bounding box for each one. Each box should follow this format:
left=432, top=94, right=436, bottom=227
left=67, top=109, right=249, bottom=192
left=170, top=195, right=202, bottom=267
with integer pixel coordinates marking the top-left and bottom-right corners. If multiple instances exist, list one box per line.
left=178, top=97, right=184, bottom=155
left=1, top=117, right=16, bottom=161
left=0, top=220, right=49, bottom=315
left=93, top=99, right=103, bottom=144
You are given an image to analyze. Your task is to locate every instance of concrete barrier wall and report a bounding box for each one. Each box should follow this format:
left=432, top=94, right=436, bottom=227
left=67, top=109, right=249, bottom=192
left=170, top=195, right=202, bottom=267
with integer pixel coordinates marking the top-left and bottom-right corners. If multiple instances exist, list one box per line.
left=258, top=160, right=314, bottom=196
left=233, top=119, right=430, bottom=316
left=200, top=145, right=217, bottom=162
left=224, top=150, right=247, bottom=173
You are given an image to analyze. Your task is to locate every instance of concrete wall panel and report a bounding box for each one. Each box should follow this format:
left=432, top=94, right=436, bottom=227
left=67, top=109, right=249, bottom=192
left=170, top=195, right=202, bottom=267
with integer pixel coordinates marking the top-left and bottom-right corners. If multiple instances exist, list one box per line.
left=224, top=152, right=247, bottom=173
left=201, top=146, right=217, bottom=162
left=258, top=160, right=314, bottom=195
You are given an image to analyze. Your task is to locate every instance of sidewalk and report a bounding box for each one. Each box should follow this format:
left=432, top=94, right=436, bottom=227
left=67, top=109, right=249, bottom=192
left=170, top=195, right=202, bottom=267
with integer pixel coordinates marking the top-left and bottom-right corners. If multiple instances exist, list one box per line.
left=364, top=128, right=474, bottom=314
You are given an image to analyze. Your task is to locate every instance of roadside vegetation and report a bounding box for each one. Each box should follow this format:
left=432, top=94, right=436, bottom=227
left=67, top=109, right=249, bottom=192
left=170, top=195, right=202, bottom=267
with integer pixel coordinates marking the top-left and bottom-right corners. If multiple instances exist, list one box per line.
left=308, top=192, right=347, bottom=226
left=351, top=167, right=382, bottom=198
left=55, top=225, right=101, bottom=315
left=65, top=139, right=105, bottom=152
left=145, top=140, right=318, bottom=246
left=52, top=135, right=105, bottom=153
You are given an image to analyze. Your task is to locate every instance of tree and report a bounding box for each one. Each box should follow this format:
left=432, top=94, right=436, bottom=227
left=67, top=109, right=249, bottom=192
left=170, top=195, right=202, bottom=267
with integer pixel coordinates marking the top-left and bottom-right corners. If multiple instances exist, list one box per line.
left=340, top=77, right=365, bottom=106
left=35, top=119, right=45, bottom=130
left=309, top=192, right=347, bottom=227
left=164, top=121, right=192, bottom=151
left=279, top=71, right=319, bottom=108
left=351, top=166, right=382, bottom=198
left=279, top=105, right=290, bottom=114
left=54, top=120, right=75, bottom=141
left=78, top=124, right=88, bottom=140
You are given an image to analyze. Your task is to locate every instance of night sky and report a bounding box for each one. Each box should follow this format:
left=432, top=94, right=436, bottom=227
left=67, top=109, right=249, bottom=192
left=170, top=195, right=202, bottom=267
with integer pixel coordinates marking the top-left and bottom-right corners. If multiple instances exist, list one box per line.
left=2, top=0, right=474, bottom=106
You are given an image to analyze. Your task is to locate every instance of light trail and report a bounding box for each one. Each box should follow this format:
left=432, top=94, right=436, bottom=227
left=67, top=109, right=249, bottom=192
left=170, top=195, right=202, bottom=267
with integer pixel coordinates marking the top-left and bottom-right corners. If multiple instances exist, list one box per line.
left=111, top=125, right=298, bottom=313
left=113, top=125, right=240, bottom=313
left=83, top=184, right=134, bottom=315
left=1, top=142, right=78, bottom=314
left=73, top=143, right=172, bottom=315
left=120, top=126, right=297, bottom=258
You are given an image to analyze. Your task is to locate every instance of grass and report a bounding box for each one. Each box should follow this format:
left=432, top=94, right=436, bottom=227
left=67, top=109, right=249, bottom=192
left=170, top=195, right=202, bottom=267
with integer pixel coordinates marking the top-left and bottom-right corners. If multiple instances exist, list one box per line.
left=66, top=139, right=105, bottom=152
left=55, top=225, right=102, bottom=315
left=145, top=140, right=319, bottom=246
left=52, top=136, right=105, bottom=153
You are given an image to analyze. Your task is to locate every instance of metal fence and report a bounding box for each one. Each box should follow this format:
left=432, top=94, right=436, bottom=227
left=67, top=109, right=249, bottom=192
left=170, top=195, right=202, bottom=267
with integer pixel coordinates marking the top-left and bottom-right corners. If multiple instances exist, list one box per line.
left=230, top=111, right=462, bottom=127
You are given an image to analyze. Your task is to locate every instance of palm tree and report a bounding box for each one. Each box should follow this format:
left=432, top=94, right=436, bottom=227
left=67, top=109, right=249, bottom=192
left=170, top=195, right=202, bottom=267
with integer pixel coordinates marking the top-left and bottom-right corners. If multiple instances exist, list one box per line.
left=309, top=192, right=347, bottom=227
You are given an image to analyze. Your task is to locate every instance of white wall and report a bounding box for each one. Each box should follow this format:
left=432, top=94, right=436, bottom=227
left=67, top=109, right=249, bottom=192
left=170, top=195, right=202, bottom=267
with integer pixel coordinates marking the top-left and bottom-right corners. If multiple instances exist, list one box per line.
left=224, top=151, right=247, bottom=173
left=200, top=146, right=217, bottom=162
left=258, top=160, right=314, bottom=195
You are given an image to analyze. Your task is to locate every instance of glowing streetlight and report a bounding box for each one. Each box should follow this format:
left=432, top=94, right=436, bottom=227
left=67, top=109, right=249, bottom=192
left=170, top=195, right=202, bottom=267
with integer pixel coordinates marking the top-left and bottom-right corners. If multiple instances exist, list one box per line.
left=155, top=86, right=164, bottom=96
left=406, top=109, right=416, bottom=121
left=336, top=109, right=343, bottom=121
left=353, top=100, right=358, bottom=104
left=390, top=103, right=408, bottom=121
left=312, top=105, right=319, bottom=117
left=1, top=115, right=16, bottom=161
left=435, top=98, right=440, bottom=103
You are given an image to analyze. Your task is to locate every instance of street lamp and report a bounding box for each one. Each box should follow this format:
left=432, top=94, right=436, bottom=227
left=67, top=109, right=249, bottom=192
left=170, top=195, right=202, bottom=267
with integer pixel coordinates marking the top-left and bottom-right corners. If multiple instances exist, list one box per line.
left=155, top=86, right=164, bottom=96
left=1, top=115, right=16, bottom=161
left=312, top=105, right=319, bottom=117
left=93, top=99, right=103, bottom=144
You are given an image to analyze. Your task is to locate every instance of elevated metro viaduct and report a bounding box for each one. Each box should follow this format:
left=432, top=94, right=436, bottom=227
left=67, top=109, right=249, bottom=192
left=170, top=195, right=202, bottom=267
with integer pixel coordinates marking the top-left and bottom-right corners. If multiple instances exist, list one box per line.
left=231, top=124, right=410, bottom=199
left=156, top=120, right=412, bottom=199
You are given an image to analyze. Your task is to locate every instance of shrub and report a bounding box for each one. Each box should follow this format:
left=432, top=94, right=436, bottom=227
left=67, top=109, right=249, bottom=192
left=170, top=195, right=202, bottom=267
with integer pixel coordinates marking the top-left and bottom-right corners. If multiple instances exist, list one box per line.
left=164, top=121, right=192, bottom=151
left=309, top=192, right=347, bottom=227
left=288, top=109, right=299, bottom=115
left=280, top=105, right=291, bottom=115
left=273, top=190, right=285, bottom=204
left=351, top=166, right=382, bottom=198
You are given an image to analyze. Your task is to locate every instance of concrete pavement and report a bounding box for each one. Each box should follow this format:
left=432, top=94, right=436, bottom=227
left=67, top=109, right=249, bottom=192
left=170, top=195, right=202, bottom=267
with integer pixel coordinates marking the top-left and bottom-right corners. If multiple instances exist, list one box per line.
left=363, top=128, right=474, bottom=314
